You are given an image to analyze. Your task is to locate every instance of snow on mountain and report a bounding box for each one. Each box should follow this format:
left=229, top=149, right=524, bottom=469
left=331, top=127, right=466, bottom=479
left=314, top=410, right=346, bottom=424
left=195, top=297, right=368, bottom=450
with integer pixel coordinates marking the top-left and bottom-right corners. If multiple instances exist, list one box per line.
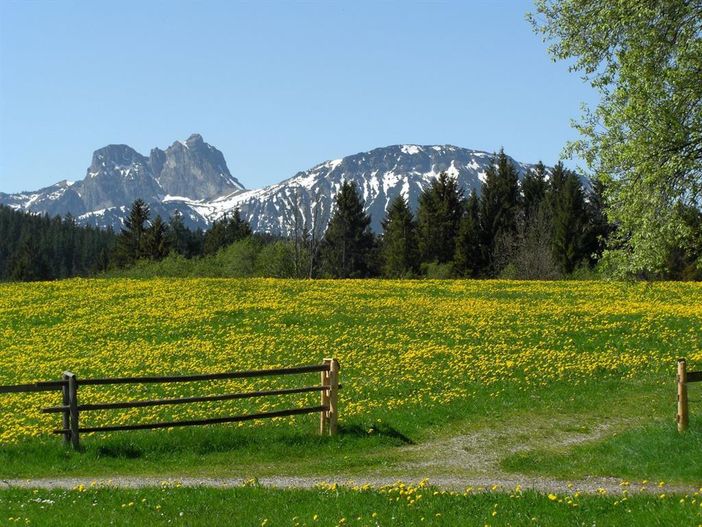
left=0, top=140, right=542, bottom=234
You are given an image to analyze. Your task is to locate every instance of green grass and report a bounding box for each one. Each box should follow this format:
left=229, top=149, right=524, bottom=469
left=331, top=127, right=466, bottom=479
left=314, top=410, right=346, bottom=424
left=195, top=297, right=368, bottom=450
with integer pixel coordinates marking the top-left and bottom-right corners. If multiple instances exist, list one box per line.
left=0, top=278, right=701, bottom=486
left=2, top=485, right=701, bottom=526
left=502, top=417, right=702, bottom=483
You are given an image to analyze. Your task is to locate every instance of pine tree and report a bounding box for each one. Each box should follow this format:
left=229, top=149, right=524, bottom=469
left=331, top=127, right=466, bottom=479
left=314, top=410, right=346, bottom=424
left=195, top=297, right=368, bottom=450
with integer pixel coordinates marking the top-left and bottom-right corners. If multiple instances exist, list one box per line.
left=381, top=195, right=419, bottom=277
left=454, top=190, right=481, bottom=277
left=417, top=172, right=464, bottom=264
left=550, top=168, right=588, bottom=274
left=168, top=211, right=191, bottom=257
left=144, top=215, right=171, bottom=260
left=203, top=208, right=252, bottom=255
left=522, top=161, right=548, bottom=222
left=479, top=149, right=521, bottom=275
left=583, top=178, right=613, bottom=266
left=321, top=181, right=375, bottom=278
left=113, top=199, right=150, bottom=266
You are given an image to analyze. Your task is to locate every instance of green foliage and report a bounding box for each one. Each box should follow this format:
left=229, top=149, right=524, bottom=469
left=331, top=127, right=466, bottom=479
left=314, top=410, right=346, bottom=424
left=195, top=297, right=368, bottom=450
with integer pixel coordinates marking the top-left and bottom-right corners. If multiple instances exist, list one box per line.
left=453, top=190, right=481, bottom=277
left=549, top=163, right=588, bottom=275
left=255, top=240, right=300, bottom=278
left=522, top=161, right=548, bottom=222
left=203, top=209, right=252, bottom=255
left=113, top=199, right=151, bottom=266
left=143, top=215, right=171, bottom=260
left=320, top=181, right=376, bottom=278
left=0, top=205, right=114, bottom=281
left=479, top=150, right=521, bottom=274
left=530, top=0, right=702, bottom=275
left=380, top=195, right=419, bottom=277
left=420, top=261, right=454, bottom=279
left=168, top=211, right=204, bottom=258
left=417, top=172, right=464, bottom=264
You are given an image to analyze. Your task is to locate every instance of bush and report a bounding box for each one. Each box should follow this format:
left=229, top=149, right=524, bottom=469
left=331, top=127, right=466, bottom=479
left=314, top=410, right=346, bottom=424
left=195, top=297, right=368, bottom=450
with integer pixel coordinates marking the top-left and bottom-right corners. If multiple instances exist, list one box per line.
left=421, top=261, right=454, bottom=279
left=255, top=241, right=297, bottom=278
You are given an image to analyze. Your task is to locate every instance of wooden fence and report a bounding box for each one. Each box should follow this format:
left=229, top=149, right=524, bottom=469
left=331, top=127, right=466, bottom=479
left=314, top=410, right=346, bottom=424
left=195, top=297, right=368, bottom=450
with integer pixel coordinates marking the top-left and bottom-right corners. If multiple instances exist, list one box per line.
left=677, top=358, right=701, bottom=432
left=0, top=358, right=340, bottom=450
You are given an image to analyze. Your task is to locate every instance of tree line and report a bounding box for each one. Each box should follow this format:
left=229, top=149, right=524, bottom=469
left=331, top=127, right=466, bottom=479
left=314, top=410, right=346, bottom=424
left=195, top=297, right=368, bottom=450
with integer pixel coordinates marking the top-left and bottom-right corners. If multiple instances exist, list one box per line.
left=321, top=150, right=611, bottom=279
left=0, top=206, right=114, bottom=281
left=3, top=150, right=699, bottom=282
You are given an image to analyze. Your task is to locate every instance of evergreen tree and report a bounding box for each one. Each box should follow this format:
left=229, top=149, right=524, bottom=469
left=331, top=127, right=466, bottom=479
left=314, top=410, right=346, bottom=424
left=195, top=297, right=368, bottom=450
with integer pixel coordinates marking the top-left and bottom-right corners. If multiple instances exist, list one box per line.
left=417, top=172, right=464, bottom=264
left=522, top=161, right=548, bottom=222
left=479, top=149, right=521, bottom=275
left=203, top=208, right=252, bottom=255
left=583, top=178, right=613, bottom=266
left=380, top=195, right=419, bottom=277
left=550, top=168, right=588, bottom=274
left=168, top=211, right=191, bottom=257
left=320, top=181, right=375, bottom=278
left=0, top=205, right=115, bottom=281
left=454, top=190, right=481, bottom=277
left=114, top=199, right=150, bottom=265
left=144, top=215, right=171, bottom=260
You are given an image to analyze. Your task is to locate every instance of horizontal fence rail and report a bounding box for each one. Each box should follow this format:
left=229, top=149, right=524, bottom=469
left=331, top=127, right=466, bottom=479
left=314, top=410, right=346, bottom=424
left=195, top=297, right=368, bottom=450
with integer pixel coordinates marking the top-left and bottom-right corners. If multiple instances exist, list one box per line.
left=0, top=359, right=341, bottom=450
left=77, top=364, right=329, bottom=386
left=0, top=382, right=66, bottom=394
left=53, top=406, right=328, bottom=434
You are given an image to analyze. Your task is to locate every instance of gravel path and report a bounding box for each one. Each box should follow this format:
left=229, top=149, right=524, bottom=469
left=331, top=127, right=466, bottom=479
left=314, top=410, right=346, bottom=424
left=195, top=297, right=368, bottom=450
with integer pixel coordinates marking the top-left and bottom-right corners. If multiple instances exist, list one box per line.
left=1, top=475, right=698, bottom=495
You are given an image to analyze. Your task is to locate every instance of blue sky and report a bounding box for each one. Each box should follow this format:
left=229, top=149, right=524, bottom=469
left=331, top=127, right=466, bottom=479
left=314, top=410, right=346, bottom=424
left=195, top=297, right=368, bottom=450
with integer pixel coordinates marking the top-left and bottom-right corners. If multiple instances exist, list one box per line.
left=0, top=0, right=596, bottom=194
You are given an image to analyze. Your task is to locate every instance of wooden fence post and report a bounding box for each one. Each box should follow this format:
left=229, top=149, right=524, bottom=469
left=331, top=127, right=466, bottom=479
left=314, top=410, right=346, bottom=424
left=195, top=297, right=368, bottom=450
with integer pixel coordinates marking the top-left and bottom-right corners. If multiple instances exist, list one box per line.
left=327, top=358, right=339, bottom=436
left=61, top=373, right=71, bottom=446
left=64, top=371, right=80, bottom=450
left=677, top=359, right=689, bottom=432
left=320, top=360, right=330, bottom=435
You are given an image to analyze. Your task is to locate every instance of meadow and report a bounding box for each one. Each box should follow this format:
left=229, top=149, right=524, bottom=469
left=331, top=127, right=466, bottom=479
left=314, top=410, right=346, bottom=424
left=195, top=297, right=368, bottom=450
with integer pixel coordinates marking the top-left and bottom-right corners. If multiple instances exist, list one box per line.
left=0, top=278, right=700, bottom=487
left=3, top=481, right=702, bottom=527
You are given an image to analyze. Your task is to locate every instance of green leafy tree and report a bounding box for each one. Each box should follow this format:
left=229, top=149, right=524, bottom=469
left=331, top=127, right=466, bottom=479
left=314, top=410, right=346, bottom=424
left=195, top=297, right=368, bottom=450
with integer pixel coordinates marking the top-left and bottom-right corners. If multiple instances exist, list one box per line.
left=417, top=172, right=465, bottom=264
left=381, top=195, right=419, bottom=277
left=321, top=181, right=375, bottom=278
left=530, top=0, right=702, bottom=275
left=454, top=190, right=481, bottom=277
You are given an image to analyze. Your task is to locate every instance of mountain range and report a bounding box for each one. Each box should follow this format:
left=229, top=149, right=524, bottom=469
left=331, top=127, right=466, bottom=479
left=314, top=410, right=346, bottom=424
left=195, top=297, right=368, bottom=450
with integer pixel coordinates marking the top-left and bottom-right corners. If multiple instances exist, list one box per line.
left=1, top=134, right=544, bottom=234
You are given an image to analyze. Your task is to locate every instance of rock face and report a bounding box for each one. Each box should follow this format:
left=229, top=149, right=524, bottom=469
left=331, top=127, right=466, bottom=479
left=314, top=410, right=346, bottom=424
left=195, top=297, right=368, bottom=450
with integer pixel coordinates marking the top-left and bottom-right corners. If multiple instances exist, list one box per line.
left=153, top=134, right=241, bottom=200
left=0, top=134, right=245, bottom=229
left=1, top=139, right=544, bottom=233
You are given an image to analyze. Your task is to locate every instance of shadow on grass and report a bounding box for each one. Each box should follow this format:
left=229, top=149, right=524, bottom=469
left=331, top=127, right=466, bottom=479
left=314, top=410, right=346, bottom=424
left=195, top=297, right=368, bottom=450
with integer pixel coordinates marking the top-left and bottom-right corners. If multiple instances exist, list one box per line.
left=339, top=422, right=414, bottom=445
left=75, top=420, right=414, bottom=462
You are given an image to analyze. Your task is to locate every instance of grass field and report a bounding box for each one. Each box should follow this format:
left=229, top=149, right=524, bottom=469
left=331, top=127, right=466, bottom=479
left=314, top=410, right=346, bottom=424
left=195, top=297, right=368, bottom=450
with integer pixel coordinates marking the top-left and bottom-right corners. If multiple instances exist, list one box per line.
left=3, top=482, right=702, bottom=526
left=0, top=278, right=701, bottom=486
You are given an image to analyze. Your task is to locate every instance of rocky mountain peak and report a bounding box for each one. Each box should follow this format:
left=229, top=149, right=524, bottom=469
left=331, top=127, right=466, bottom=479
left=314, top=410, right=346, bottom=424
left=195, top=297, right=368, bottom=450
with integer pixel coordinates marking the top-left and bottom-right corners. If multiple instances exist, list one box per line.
left=156, top=134, right=244, bottom=199
left=89, top=144, right=146, bottom=172
left=185, top=133, right=204, bottom=146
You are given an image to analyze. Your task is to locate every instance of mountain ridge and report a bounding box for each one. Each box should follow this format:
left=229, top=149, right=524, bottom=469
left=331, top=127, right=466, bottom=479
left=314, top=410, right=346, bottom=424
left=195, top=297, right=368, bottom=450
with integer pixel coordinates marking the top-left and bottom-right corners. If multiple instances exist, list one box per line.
left=0, top=135, right=545, bottom=234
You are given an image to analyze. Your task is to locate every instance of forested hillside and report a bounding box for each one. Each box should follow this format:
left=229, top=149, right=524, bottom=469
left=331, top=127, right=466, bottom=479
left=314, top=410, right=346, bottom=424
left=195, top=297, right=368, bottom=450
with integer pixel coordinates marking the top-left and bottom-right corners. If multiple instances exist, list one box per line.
left=0, top=206, right=115, bottom=281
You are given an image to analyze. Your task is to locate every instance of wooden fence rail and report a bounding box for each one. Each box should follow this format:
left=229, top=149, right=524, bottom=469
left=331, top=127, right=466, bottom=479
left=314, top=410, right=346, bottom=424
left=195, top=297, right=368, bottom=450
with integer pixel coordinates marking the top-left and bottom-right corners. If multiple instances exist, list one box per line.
left=0, top=358, right=341, bottom=450
left=677, top=358, right=701, bottom=432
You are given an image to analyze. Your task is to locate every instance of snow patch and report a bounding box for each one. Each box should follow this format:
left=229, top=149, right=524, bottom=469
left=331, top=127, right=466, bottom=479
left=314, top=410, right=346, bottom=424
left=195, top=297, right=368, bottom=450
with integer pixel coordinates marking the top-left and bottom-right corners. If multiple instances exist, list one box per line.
left=400, top=145, right=422, bottom=155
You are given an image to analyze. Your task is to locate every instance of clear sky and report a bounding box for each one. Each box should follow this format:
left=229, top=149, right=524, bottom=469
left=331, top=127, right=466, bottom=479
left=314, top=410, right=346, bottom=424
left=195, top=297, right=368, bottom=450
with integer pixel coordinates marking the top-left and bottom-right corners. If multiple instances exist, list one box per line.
left=0, top=0, right=596, bottom=194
